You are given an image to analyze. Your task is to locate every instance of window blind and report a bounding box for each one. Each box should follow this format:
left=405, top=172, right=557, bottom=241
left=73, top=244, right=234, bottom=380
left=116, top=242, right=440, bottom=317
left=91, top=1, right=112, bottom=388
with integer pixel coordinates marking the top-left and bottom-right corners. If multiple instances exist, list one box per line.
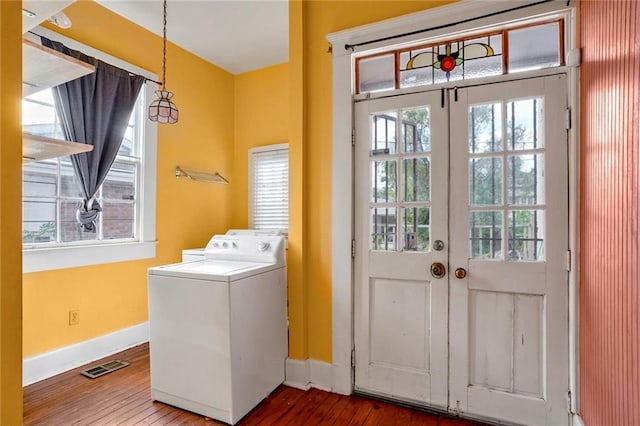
left=250, top=146, right=289, bottom=232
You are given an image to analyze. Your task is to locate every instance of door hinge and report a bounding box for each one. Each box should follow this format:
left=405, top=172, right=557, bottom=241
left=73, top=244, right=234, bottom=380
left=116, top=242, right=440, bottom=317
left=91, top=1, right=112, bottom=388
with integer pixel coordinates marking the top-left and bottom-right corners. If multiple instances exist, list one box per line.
left=567, top=390, right=573, bottom=411
left=351, top=348, right=355, bottom=367
left=351, top=239, right=356, bottom=258
left=566, top=108, right=572, bottom=130
left=566, top=250, right=572, bottom=271
left=351, top=128, right=356, bottom=146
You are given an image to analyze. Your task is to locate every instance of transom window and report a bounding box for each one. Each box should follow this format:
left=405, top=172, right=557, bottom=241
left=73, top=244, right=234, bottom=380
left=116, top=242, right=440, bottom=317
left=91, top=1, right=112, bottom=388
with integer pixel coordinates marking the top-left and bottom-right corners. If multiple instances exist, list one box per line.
left=22, top=88, right=144, bottom=246
left=356, top=20, right=564, bottom=93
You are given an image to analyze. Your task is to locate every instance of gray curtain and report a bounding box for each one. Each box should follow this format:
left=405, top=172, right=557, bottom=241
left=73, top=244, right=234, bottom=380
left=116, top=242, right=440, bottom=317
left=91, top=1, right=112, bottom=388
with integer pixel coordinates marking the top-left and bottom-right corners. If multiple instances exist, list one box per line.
left=41, top=36, right=145, bottom=232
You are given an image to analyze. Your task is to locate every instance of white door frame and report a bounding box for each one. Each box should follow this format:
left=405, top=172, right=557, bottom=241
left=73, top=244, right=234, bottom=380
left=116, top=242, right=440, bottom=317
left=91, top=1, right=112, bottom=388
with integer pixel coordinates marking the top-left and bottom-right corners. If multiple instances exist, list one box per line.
left=327, top=0, right=581, bottom=421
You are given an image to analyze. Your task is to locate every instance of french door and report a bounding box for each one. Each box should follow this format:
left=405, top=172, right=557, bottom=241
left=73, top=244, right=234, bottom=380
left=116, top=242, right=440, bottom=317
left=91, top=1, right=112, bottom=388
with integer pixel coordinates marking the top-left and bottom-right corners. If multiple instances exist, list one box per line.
left=354, top=75, right=569, bottom=425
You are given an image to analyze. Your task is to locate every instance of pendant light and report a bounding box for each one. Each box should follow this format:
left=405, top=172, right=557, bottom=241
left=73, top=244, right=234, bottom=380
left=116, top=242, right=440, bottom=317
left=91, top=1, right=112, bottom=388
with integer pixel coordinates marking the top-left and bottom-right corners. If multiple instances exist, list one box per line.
left=148, top=0, right=179, bottom=124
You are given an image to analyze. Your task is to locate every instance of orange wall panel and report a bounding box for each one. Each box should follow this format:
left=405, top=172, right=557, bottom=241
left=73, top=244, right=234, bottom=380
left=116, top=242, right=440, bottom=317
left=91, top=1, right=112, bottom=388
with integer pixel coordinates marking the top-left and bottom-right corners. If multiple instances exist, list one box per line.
left=580, top=1, right=640, bottom=424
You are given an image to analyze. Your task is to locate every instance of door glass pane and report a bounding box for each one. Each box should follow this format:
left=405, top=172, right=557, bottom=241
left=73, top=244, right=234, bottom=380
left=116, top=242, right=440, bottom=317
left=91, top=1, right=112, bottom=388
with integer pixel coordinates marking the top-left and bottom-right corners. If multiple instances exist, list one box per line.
left=371, top=160, right=397, bottom=203
left=404, top=157, right=430, bottom=202
left=372, top=113, right=397, bottom=153
left=402, top=107, right=430, bottom=153
left=469, top=103, right=503, bottom=153
left=470, top=211, right=502, bottom=259
left=508, top=23, right=560, bottom=73
left=402, top=207, right=430, bottom=251
left=358, top=54, right=396, bottom=93
left=508, top=210, right=545, bottom=261
left=508, top=154, right=545, bottom=205
left=507, top=98, right=543, bottom=150
left=371, top=207, right=397, bottom=251
left=470, top=157, right=503, bottom=205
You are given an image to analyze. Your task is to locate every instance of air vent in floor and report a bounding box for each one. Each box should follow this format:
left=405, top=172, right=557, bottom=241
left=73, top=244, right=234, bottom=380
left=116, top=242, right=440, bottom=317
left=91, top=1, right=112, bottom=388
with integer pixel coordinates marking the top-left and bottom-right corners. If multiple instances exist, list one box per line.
left=81, top=360, right=130, bottom=379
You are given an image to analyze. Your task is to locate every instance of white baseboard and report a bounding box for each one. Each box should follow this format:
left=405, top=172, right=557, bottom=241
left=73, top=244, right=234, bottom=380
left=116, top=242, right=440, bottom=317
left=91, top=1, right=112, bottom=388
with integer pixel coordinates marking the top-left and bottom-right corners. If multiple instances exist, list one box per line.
left=331, top=363, right=352, bottom=395
left=309, top=359, right=333, bottom=392
left=23, top=322, right=149, bottom=387
left=284, top=358, right=311, bottom=390
left=284, top=358, right=333, bottom=392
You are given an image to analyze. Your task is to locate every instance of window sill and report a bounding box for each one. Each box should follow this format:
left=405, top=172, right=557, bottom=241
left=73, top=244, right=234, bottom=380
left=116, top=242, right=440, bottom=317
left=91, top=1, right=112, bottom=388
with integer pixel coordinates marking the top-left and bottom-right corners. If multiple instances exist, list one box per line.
left=23, top=241, right=157, bottom=273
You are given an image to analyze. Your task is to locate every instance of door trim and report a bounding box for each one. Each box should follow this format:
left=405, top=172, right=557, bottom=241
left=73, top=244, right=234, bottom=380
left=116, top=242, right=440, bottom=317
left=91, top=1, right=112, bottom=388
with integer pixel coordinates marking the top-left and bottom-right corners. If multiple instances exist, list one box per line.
left=327, top=3, right=580, bottom=421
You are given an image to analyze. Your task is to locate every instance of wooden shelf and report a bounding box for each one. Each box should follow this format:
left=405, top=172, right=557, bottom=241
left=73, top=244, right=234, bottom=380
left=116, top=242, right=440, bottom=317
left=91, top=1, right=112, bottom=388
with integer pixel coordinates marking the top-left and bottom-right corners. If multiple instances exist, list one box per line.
left=23, top=38, right=95, bottom=97
left=23, top=133, right=93, bottom=163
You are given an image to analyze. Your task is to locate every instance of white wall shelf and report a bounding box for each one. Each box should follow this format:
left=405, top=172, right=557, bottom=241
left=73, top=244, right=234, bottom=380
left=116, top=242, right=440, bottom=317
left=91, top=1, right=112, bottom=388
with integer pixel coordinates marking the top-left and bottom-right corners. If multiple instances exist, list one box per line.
left=23, top=38, right=95, bottom=97
left=23, top=133, right=92, bottom=163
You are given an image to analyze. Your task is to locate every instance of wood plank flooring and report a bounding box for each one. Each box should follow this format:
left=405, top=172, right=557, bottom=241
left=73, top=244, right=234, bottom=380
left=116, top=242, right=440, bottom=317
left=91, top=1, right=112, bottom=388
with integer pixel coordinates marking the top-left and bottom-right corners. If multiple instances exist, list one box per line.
left=23, top=343, right=488, bottom=425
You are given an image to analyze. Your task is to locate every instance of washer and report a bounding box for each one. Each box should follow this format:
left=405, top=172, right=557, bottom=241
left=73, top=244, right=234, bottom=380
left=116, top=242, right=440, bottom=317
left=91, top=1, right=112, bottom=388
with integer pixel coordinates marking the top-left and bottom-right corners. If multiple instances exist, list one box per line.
left=181, top=229, right=284, bottom=261
left=148, top=234, right=287, bottom=425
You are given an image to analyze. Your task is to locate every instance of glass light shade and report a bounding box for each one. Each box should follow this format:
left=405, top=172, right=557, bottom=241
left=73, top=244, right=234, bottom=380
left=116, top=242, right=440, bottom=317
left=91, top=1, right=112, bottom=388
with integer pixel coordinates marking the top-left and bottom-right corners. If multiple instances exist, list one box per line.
left=148, top=90, right=178, bottom=124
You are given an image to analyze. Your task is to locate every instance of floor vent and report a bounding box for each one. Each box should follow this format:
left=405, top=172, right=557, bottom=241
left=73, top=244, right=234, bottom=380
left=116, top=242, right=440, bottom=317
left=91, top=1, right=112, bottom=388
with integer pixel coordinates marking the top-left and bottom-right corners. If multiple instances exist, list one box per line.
left=81, top=360, right=130, bottom=379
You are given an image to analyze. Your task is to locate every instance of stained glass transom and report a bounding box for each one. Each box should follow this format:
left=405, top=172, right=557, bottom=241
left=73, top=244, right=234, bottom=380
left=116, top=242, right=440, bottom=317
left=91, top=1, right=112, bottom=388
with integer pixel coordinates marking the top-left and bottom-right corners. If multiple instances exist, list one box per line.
left=356, top=20, right=563, bottom=94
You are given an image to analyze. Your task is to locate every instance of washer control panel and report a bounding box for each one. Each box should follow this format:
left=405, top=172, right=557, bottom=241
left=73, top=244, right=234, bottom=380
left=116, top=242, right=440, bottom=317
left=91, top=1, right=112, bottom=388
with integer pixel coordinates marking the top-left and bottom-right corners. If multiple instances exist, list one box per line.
left=204, top=235, right=285, bottom=265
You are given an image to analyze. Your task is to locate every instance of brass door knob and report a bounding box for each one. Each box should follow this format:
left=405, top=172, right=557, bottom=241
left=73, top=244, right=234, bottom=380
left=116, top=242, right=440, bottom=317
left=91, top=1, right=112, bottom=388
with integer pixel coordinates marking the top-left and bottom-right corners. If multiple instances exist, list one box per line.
left=430, top=262, right=446, bottom=279
left=454, top=268, right=467, bottom=279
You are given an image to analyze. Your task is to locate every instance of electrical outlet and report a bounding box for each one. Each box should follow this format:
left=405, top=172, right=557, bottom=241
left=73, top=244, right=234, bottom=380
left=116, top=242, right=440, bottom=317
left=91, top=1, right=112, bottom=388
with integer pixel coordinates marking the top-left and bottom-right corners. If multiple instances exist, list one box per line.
left=69, top=310, right=79, bottom=326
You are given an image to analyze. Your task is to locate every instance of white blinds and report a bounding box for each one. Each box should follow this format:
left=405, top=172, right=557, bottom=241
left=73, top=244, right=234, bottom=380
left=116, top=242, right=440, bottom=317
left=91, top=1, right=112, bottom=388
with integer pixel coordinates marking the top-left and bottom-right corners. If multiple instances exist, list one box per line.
left=250, top=145, right=289, bottom=232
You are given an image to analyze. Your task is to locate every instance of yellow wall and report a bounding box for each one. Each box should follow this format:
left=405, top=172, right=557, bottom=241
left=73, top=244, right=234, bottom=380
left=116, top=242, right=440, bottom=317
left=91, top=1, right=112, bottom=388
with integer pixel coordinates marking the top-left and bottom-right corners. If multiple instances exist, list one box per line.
left=232, top=63, right=289, bottom=228
left=0, top=1, right=23, bottom=422
left=19, top=0, right=458, bottom=369
left=288, top=0, right=307, bottom=359
left=23, top=1, right=235, bottom=357
left=291, top=0, right=458, bottom=361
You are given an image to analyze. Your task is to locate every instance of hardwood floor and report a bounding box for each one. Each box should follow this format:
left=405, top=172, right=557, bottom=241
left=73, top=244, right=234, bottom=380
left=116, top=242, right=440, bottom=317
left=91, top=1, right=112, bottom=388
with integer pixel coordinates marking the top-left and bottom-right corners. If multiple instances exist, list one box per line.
left=24, top=344, right=488, bottom=425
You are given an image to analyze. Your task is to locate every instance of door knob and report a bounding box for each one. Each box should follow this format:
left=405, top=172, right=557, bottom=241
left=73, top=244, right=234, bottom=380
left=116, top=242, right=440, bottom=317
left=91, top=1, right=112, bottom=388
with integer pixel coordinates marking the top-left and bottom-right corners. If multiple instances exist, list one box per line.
left=430, top=262, right=446, bottom=279
left=454, top=268, right=467, bottom=279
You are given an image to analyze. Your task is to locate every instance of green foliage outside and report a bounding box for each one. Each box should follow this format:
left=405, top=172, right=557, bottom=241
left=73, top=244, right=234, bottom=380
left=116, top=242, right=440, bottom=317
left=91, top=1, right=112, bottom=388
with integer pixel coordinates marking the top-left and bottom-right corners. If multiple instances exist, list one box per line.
left=373, top=99, right=544, bottom=259
left=23, top=221, right=55, bottom=243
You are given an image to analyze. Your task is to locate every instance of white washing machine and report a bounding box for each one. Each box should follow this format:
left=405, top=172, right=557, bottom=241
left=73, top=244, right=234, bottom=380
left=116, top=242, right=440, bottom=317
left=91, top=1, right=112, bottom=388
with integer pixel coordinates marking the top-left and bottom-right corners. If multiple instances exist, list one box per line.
left=147, top=234, right=287, bottom=425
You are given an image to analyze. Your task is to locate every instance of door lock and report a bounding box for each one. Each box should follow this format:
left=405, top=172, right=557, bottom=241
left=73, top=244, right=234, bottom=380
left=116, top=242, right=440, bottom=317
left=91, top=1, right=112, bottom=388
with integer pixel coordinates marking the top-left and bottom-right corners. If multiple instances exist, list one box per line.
left=433, top=240, right=445, bottom=251
left=454, top=268, right=467, bottom=279
left=430, top=262, right=446, bottom=279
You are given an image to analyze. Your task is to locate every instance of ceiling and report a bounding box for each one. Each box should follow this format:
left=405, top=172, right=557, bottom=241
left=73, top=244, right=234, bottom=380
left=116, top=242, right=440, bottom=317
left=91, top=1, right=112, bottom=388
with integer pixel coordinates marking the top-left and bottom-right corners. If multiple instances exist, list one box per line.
left=94, top=0, right=289, bottom=75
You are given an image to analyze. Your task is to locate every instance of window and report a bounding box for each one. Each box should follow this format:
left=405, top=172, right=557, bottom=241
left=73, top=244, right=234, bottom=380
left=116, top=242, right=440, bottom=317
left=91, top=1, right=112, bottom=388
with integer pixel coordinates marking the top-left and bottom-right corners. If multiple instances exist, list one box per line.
left=22, top=28, right=158, bottom=273
left=23, top=89, right=142, bottom=245
left=249, top=144, right=289, bottom=233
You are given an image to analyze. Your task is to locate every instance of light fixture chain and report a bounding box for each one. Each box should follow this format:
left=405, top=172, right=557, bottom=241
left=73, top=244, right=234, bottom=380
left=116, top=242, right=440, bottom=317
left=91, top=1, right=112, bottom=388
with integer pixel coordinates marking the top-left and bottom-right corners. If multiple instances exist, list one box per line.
left=162, top=0, right=167, bottom=90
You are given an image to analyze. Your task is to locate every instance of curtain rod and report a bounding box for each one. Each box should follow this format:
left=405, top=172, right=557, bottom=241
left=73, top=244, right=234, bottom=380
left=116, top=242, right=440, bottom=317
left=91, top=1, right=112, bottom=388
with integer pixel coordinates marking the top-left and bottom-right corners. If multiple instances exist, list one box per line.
left=27, top=30, right=162, bottom=86
left=344, top=0, right=566, bottom=51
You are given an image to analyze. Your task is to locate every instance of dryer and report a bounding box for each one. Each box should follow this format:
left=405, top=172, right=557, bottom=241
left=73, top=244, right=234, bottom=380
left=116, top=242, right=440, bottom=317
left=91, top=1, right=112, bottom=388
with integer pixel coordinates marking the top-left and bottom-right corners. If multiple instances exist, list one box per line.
left=148, top=234, right=287, bottom=425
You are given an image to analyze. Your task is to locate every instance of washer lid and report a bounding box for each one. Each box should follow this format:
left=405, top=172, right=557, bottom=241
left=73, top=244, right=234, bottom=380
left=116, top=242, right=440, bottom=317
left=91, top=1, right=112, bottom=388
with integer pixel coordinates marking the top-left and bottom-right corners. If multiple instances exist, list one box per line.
left=148, top=259, right=280, bottom=282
